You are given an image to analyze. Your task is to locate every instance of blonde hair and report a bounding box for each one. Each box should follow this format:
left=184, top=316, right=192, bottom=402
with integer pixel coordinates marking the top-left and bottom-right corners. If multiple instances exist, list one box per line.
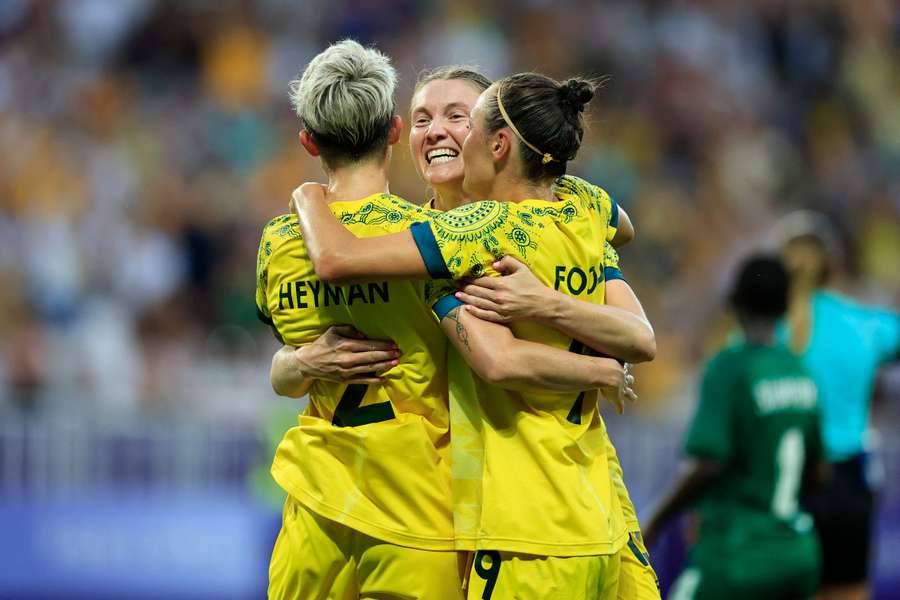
left=289, top=39, right=397, bottom=165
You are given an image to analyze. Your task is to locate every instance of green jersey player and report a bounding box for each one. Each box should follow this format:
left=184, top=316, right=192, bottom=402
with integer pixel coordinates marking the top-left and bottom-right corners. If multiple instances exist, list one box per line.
left=644, top=255, right=826, bottom=600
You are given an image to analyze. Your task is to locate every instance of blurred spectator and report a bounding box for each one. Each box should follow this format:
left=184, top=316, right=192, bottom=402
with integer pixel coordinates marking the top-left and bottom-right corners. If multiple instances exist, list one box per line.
left=0, top=0, right=896, bottom=422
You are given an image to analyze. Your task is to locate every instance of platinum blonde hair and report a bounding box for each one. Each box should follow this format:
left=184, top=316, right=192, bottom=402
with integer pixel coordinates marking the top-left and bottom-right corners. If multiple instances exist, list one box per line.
left=289, top=40, right=397, bottom=159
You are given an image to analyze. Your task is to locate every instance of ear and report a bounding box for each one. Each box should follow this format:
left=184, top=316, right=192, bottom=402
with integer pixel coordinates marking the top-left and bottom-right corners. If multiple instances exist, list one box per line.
left=490, top=129, right=513, bottom=163
left=299, top=130, right=320, bottom=157
left=388, top=115, right=403, bottom=145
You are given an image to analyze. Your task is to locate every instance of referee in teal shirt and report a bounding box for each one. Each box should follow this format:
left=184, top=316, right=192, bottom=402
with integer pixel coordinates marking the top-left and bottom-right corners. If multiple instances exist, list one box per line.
left=776, top=211, right=900, bottom=599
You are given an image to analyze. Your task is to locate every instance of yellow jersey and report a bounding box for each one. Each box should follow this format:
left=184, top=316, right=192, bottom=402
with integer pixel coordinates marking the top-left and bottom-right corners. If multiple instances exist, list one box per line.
left=409, top=175, right=629, bottom=556
left=255, top=193, right=456, bottom=550
left=599, top=243, right=643, bottom=531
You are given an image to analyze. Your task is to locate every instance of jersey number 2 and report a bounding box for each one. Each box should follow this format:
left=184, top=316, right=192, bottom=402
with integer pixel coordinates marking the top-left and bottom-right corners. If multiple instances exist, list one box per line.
left=332, top=384, right=395, bottom=427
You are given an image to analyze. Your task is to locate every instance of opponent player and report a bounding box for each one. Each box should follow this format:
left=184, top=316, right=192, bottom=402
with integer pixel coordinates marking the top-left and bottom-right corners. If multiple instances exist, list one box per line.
left=259, top=41, right=631, bottom=599
left=280, top=64, right=660, bottom=598
left=292, top=72, right=650, bottom=598
left=643, top=255, right=825, bottom=599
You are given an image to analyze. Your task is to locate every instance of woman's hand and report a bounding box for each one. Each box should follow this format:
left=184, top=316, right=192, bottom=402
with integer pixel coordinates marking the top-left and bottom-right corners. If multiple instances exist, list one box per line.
left=292, top=325, right=400, bottom=385
left=454, top=256, right=555, bottom=323
left=290, top=182, right=328, bottom=216
left=600, top=362, right=638, bottom=414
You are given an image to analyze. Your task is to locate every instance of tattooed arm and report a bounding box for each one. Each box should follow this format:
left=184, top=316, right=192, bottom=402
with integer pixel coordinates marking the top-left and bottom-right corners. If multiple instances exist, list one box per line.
left=439, top=305, right=627, bottom=394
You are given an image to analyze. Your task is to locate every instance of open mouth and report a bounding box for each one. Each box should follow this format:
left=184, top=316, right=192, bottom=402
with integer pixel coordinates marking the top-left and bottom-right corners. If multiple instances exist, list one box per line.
left=426, top=148, right=459, bottom=165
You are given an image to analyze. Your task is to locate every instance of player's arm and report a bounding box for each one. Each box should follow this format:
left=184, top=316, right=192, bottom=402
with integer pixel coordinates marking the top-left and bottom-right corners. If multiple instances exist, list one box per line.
left=641, top=458, right=723, bottom=547
left=613, top=205, right=634, bottom=247
left=291, top=183, right=428, bottom=284
left=454, top=255, right=656, bottom=363
left=270, top=326, right=400, bottom=398
left=435, top=299, right=631, bottom=396
left=643, top=354, right=734, bottom=546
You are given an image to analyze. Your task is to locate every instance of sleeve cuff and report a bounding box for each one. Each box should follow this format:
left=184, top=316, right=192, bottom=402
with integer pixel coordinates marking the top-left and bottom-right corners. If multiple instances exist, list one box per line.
left=410, top=221, right=452, bottom=279
left=604, top=267, right=626, bottom=282
left=432, top=294, right=464, bottom=320
left=609, top=201, right=619, bottom=229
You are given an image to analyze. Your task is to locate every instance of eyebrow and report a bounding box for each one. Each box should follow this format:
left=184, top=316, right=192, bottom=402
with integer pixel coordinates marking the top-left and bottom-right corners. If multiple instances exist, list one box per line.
left=410, top=101, right=470, bottom=116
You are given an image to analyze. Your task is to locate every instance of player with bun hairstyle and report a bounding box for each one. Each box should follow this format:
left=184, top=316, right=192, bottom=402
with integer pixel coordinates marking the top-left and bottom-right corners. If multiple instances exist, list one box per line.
left=292, top=71, right=654, bottom=598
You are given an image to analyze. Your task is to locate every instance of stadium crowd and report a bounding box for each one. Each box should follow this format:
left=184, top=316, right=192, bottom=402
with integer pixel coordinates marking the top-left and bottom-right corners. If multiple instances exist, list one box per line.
left=0, top=0, right=897, bottom=421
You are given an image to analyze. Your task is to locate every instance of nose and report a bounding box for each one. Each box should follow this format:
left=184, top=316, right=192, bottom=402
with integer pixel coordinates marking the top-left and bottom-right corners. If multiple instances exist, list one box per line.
left=425, top=116, right=448, bottom=142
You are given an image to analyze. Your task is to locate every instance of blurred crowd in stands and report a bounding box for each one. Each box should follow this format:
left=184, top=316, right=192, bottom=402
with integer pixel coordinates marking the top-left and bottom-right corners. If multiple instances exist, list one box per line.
left=1, top=0, right=897, bottom=421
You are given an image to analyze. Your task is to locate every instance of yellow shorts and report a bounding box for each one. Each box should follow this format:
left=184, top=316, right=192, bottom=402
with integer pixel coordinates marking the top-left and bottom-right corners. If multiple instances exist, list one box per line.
left=465, top=550, right=620, bottom=600
left=269, top=495, right=465, bottom=600
left=617, top=531, right=661, bottom=600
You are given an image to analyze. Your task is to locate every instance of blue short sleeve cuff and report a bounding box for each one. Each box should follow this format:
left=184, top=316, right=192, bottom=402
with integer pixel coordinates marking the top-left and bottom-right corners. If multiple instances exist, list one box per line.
left=432, top=294, right=464, bottom=321
left=410, top=221, right=452, bottom=279
left=609, top=201, right=619, bottom=229
left=604, top=267, right=626, bottom=282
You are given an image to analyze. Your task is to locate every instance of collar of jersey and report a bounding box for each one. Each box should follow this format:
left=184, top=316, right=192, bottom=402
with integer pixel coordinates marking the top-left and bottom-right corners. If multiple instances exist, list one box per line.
left=326, top=191, right=399, bottom=211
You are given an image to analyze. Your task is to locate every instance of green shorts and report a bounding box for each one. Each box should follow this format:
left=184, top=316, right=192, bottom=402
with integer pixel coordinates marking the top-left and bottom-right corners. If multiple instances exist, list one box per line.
left=668, top=534, right=820, bottom=600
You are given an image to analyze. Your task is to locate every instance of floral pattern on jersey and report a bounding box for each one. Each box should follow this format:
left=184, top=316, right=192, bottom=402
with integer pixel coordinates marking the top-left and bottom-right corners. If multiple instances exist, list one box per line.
left=337, top=194, right=441, bottom=228
left=429, top=198, right=589, bottom=278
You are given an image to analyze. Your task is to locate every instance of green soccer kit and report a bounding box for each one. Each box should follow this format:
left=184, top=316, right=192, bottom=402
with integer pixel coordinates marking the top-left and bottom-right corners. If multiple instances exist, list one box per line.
left=670, top=342, right=823, bottom=600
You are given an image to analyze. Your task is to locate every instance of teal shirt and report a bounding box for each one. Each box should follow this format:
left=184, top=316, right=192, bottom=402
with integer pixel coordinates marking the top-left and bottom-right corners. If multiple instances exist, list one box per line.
left=686, top=342, right=823, bottom=541
left=777, top=291, right=900, bottom=461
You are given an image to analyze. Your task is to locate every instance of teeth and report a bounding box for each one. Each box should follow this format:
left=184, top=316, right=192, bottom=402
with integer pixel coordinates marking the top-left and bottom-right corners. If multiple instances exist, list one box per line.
left=427, top=148, right=459, bottom=163
left=430, top=155, right=457, bottom=165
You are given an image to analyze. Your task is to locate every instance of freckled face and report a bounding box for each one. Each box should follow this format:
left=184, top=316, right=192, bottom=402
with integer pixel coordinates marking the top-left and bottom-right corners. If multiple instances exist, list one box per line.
left=409, top=79, right=483, bottom=187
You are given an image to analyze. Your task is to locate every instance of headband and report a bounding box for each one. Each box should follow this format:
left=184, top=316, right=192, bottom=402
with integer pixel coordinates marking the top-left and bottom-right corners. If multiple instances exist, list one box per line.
left=495, top=85, right=555, bottom=164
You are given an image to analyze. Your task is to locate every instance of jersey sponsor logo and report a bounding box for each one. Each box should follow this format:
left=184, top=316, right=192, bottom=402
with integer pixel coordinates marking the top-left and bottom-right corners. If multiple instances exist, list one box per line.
left=553, top=265, right=604, bottom=296
left=753, top=377, right=817, bottom=415
left=277, top=280, right=390, bottom=309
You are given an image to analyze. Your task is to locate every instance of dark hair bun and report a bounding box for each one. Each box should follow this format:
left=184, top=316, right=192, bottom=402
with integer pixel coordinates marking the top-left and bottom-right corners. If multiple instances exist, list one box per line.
left=559, top=79, right=594, bottom=114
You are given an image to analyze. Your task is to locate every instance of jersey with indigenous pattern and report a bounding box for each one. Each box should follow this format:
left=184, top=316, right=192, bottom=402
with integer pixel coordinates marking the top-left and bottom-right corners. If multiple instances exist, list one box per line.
left=410, top=175, right=629, bottom=556
left=255, top=193, right=456, bottom=550
left=686, top=342, right=823, bottom=542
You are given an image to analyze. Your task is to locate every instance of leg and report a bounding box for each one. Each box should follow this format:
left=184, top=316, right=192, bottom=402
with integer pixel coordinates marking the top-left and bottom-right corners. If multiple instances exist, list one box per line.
left=268, top=496, right=358, bottom=600
left=356, top=537, right=465, bottom=600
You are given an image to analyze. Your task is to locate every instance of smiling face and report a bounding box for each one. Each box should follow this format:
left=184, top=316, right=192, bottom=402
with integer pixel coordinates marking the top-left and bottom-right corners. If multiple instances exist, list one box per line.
left=409, top=78, right=483, bottom=189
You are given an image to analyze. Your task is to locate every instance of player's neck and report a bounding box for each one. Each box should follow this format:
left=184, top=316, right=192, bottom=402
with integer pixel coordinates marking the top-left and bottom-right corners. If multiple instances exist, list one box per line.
left=740, top=317, right=777, bottom=346
left=324, top=161, right=390, bottom=204
left=432, top=184, right=466, bottom=211
left=487, top=172, right=555, bottom=203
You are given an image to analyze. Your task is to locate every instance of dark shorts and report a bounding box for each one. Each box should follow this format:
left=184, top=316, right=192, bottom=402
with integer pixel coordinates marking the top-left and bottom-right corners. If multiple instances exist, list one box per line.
left=803, top=454, right=876, bottom=586
left=672, top=533, right=820, bottom=600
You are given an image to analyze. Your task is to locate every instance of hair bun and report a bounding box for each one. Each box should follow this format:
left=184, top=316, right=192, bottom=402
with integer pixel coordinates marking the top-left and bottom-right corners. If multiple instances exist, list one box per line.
left=559, top=79, right=594, bottom=113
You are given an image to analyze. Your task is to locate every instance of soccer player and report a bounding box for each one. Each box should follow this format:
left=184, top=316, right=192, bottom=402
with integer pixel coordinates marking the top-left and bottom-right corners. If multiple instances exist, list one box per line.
left=409, top=66, right=661, bottom=600
left=643, top=255, right=825, bottom=600
left=259, top=41, right=631, bottom=599
left=775, top=211, right=900, bottom=600
left=292, top=72, right=652, bottom=598
left=276, top=65, right=662, bottom=598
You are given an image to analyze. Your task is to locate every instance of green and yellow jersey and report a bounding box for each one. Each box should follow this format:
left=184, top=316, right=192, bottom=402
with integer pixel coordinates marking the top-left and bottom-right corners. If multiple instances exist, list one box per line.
left=410, top=175, right=630, bottom=556
left=255, top=193, right=457, bottom=550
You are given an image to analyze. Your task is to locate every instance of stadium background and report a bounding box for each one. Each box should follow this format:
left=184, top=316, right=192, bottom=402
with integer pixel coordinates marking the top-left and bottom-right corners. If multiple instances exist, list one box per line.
left=0, top=0, right=897, bottom=598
